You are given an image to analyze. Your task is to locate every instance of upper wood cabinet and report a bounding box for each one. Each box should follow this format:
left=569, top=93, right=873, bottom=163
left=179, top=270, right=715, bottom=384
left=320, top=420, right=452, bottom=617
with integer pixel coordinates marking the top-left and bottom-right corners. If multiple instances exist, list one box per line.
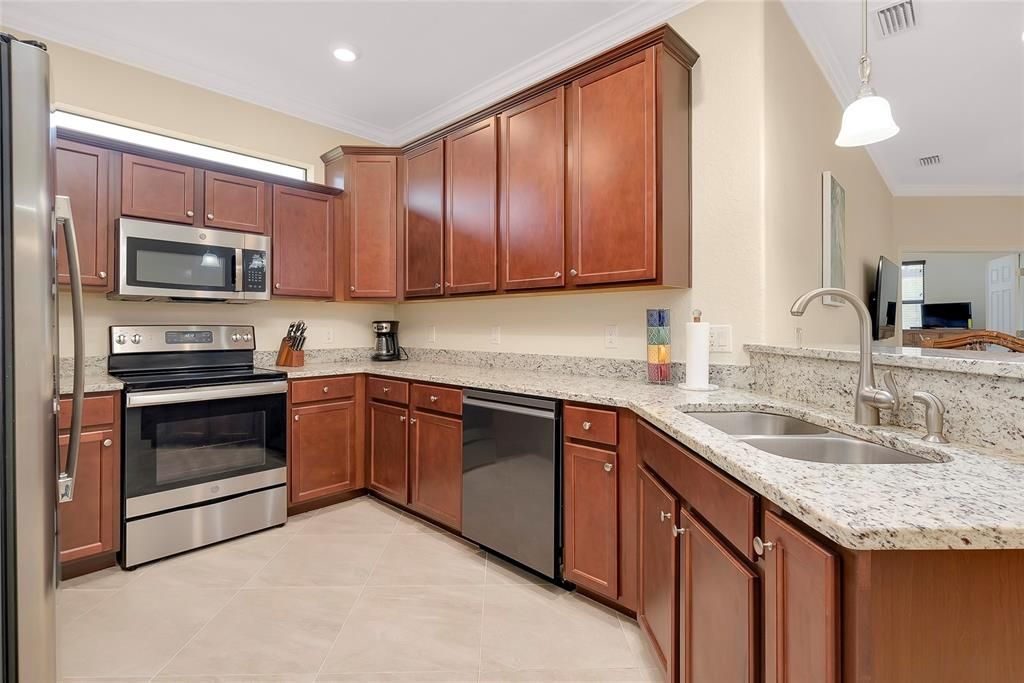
left=346, top=155, right=399, bottom=298
left=445, top=117, right=498, bottom=295
left=763, top=510, right=839, bottom=683
left=563, top=441, right=618, bottom=599
left=55, top=140, right=111, bottom=288
left=289, top=399, right=357, bottom=505
left=272, top=185, right=334, bottom=298
left=204, top=171, right=267, bottom=234
left=404, top=141, right=446, bottom=298
left=638, top=465, right=679, bottom=679
left=499, top=89, right=565, bottom=291
left=121, top=153, right=195, bottom=224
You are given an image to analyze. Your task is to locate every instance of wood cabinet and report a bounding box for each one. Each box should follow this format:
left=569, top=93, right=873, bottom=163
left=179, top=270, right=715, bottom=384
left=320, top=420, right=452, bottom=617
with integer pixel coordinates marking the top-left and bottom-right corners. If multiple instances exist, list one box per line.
left=762, top=510, right=839, bottom=683
left=368, top=401, right=409, bottom=505
left=445, top=117, right=498, bottom=294
left=204, top=171, right=267, bottom=233
left=55, top=140, right=111, bottom=288
left=346, top=155, right=399, bottom=298
left=563, top=442, right=618, bottom=599
left=289, top=399, right=357, bottom=505
left=409, top=410, right=463, bottom=530
left=499, top=89, right=564, bottom=290
left=638, top=465, right=679, bottom=679
left=404, top=141, right=446, bottom=297
left=121, top=153, right=195, bottom=224
left=679, top=506, right=757, bottom=683
left=272, top=185, right=334, bottom=298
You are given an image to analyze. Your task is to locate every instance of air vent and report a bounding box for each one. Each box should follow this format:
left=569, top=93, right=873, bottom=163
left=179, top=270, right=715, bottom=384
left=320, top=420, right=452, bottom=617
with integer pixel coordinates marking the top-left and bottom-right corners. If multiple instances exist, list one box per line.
left=918, top=155, right=942, bottom=167
left=876, top=0, right=917, bottom=37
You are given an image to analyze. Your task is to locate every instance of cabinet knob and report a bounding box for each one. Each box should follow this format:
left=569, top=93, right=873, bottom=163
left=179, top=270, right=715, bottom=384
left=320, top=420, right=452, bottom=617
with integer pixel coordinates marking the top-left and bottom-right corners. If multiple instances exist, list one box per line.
left=98, top=271, right=107, bottom=279
left=410, top=417, right=417, bottom=424
left=102, top=438, right=112, bottom=447
left=569, top=269, right=577, bottom=277
left=582, top=421, right=592, bottom=431
left=275, top=283, right=281, bottom=289
left=603, top=462, right=613, bottom=472
left=753, top=536, right=775, bottom=556
left=382, top=386, right=391, bottom=393
left=429, top=395, right=439, bottom=403
left=672, top=526, right=686, bottom=538
left=186, top=210, right=194, bottom=217
left=554, top=271, right=561, bottom=278
left=660, top=511, right=672, bottom=522
left=323, top=386, right=329, bottom=393
left=207, top=213, right=214, bottom=220
left=400, top=415, right=406, bottom=422
left=350, top=285, right=356, bottom=292
left=434, top=282, right=441, bottom=289
left=294, top=415, right=299, bottom=421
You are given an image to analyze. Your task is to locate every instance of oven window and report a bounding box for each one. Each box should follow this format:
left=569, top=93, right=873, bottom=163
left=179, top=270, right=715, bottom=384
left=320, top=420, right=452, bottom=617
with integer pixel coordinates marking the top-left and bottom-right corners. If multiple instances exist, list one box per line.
left=126, top=237, right=236, bottom=291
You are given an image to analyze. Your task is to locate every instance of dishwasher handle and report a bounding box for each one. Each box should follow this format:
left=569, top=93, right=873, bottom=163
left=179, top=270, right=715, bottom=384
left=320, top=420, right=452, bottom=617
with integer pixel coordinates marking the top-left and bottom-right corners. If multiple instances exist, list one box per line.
left=462, top=396, right=557, bottom=420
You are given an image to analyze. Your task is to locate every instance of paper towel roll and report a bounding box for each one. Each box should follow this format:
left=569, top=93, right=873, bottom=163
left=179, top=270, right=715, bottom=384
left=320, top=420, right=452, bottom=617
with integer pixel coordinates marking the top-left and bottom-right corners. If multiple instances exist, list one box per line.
left=685, top=321, right=711, bottom=389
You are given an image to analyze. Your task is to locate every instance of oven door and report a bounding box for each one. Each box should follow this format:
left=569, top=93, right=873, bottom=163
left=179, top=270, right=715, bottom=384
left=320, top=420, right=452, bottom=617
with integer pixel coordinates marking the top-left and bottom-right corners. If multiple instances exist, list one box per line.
left=116, top=218, right=246, bottom=300
left=123, top=381, right=287, bottom=518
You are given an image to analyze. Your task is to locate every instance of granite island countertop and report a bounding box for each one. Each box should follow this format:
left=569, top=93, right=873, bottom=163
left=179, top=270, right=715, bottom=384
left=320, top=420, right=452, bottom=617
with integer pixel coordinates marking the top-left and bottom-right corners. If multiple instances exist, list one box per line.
left=271, top=359, right=1024, bottom=552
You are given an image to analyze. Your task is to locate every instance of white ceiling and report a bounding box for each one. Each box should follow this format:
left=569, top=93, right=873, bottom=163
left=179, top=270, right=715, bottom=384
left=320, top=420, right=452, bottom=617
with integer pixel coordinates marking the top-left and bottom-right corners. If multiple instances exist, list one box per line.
left=2, top=0, right=694, bottom=146
left=783, top=0, right=1024, bottom=196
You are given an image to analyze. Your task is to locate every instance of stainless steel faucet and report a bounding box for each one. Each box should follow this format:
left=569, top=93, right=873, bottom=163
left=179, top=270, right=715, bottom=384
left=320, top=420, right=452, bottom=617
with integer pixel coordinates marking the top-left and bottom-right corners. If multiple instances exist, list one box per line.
left=790, top=287, right=899, bottom=426
left=912, top=391, right=949, bottom=443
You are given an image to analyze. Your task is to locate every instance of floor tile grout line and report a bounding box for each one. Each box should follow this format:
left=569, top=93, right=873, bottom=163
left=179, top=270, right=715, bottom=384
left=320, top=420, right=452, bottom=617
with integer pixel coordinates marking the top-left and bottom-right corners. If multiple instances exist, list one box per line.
left=477, top=553, right=489, bottom=677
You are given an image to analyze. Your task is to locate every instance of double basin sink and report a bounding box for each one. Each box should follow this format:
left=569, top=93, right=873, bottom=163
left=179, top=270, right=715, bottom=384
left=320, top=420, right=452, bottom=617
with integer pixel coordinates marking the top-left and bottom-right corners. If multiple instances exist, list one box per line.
left=686, top=411, right=936, bottom=465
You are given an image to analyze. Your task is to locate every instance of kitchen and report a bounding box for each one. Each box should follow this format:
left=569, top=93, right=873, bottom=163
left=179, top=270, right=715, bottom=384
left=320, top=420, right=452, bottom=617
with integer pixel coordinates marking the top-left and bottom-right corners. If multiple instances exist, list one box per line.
left=2, top=0, right=1023, bottom=681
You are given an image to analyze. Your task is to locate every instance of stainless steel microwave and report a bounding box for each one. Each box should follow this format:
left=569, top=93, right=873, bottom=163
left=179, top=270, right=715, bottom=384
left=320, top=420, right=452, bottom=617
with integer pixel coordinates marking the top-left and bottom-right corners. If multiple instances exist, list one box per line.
left=112, top=218, right=271, bottom=302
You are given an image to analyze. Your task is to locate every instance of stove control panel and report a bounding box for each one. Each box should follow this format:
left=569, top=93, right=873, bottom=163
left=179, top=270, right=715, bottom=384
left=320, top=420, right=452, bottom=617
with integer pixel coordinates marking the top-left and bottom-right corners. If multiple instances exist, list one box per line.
left=110, top=325, right=257, bottom=354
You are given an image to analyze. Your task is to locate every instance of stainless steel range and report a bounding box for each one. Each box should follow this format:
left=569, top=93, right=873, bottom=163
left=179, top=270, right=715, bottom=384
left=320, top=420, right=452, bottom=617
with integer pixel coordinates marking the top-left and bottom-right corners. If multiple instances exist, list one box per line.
left=108, top=325, right=287, bottom=568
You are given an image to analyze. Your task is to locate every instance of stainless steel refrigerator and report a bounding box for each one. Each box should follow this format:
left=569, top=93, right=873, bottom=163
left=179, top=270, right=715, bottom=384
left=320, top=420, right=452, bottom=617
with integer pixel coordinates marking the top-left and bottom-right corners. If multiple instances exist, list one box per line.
left=1, top=33, right=85, bottom=681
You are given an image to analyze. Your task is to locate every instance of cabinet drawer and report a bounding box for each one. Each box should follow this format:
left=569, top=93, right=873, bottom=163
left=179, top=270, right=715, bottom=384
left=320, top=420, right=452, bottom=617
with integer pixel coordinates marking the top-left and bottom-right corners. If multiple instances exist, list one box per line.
left=564, top=405, right=617, bottom=445
left=59, top=394, right=116, bottom=431
left=638, top=421, right=758, bottom=561
left=368, top=377, right=409, bottom=405
left=410, top=383, right=462, bottom=416
left=290, top=376, right=356, bottom=405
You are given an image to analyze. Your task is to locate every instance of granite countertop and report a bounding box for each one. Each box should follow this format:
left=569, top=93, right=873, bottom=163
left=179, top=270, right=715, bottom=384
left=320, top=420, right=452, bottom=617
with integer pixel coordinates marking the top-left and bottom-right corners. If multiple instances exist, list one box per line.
left=273, top=359, right=1024, bottom=552
left=59, top=370, right=124, bottom=395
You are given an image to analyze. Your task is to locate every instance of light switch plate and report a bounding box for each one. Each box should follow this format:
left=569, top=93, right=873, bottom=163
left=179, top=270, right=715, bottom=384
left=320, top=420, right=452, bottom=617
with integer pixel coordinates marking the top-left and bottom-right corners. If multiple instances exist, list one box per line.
left=490, top=326, right=501, bottom=345
left=325, top=328, right=335, bottom=344
left=709, top=324, right=733, bottom=353
left=605, top=325, right=619, bottom=348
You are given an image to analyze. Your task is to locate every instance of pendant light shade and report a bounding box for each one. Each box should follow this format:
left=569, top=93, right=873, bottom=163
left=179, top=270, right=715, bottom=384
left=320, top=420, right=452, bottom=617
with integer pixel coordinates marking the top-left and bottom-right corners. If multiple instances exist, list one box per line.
left=836, top=0, right=899, bottom=147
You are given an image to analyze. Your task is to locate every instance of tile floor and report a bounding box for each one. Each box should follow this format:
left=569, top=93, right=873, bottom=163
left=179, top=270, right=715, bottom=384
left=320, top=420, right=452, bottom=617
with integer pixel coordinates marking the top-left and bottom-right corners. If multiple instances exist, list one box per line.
left=58, top=496, right=662, bottom=682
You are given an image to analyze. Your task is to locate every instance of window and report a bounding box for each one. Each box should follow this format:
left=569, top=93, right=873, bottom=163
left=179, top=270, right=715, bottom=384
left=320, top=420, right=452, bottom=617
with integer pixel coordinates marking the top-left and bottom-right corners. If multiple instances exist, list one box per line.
left=53, top=111, right=308, bottom=181
left=901, top=260, right=925, bottom=328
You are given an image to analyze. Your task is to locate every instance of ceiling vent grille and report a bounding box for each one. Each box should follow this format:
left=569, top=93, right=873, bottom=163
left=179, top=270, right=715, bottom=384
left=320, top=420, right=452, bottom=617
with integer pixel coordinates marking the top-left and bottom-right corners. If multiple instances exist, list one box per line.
left=876, top=0, right=917, bottom=37
left=918, top=154, right=942, bottom=167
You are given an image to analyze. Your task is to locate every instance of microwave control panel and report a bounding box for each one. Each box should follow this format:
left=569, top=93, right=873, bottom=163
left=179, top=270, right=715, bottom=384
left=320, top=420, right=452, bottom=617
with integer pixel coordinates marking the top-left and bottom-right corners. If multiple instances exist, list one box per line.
left=243, top=250, right=268, bottom=293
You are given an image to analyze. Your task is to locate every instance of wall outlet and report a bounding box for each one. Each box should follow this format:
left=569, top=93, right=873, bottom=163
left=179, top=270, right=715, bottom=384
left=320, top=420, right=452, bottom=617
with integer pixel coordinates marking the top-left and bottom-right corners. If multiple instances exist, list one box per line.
left=605, top=325, right=619, bottom=349
left=709, top=324, right=733, bottom=353
left=490, top=326, right=501, bottom=345
left=428, top=325, right=437, bottom=344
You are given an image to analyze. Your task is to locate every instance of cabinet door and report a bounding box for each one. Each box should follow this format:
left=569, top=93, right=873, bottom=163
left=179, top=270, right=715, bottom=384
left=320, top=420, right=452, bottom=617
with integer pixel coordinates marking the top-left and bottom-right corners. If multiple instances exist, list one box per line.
left=272, top=185, right=334, bottom=298
left=499, top=89, right=565, bottom=291
left=563, top=442, right=618, bottom=599
left=348, top=155, right=398, bottom=298
left=679, top=507, right=757, bottom=683
left=763, top=511, right=839, bottom=683
left=568, top=49, right=657, bottom=285
left=404, top=141, right=445, bottom=298
left=445, top=117, right=497, bottom=294
left=121, top=153, right=195, bottom=224
left=638, top=466, right=679, bottom=679
left=409, top=410, right=462, bottom=530
left=204, top=171, right=267, bottom=233
left=289, top=400, right=356, bottom=505
left=58, top=429, right=117, bottom=563
left=368, top=401, right=409, bottom=505
left=56, top=140, right=111, bottom=288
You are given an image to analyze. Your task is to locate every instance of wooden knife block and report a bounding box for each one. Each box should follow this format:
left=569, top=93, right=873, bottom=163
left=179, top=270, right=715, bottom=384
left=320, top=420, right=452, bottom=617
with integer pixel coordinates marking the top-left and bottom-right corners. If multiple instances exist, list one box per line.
left=275, top=337, right=304, bottom=367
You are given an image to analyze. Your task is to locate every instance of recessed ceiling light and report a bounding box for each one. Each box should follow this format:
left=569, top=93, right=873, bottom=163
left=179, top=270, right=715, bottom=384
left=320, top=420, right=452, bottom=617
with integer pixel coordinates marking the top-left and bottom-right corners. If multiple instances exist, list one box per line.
left=332, top=46, right=358, bottom=63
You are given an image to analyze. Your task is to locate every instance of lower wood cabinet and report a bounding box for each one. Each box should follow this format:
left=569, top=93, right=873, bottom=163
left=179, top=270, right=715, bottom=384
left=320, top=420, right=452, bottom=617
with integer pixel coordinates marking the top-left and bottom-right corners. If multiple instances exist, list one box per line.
left=368, top=400, right=410, bottom=505
left=638, top=465, right=679, bottom=679
left=563, top=442, right=618, bottom=599
left=289, top=399, right=357, bottom=505
left=409, top=409, right=463, bottom=530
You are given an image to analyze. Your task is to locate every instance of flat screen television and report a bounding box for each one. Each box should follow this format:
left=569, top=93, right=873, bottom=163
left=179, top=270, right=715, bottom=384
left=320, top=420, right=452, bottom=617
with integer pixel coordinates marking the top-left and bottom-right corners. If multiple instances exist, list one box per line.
left=870, top=256, right=899, bottom=340
left=922, top=302, right=972, bottom=329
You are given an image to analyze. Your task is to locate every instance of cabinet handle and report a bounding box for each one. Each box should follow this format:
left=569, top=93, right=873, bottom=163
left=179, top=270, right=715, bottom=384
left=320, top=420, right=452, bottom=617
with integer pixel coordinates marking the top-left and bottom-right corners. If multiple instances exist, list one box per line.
left=207, top=213, right=214, bottom=220
left=660, top=511, right=672, bottom=522
left=186, top=210, right=194, bottom=217
left=382, top=386, right=391, bottom=393
left=672, top=526, right=686, bottom=538
left=293, top=415, right=299, bottom=421
left=323, top=386, right=329, bottom=393
left=554, top=271, right=561, bottom=278
left=429, top=395, right=439, bottom=403
left=102, top=438, right=112, bottom=447
left=582, top=421, right=592, bottom=431
left=400, top=415, right=406, bottom=422
left=98, top=271, right=107, bottom=279
left=603, top=462, right=613, bottom=472
left=410, top=417, right=417, bottom=424
left=569, top=268, right=577, bottom=276
left=753, top=536, right=775, bottom=556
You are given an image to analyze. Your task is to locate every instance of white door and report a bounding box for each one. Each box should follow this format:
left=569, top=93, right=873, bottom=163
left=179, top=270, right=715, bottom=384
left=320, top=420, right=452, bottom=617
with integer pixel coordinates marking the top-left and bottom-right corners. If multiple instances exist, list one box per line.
left=986, top=254, right=1021, bottom=335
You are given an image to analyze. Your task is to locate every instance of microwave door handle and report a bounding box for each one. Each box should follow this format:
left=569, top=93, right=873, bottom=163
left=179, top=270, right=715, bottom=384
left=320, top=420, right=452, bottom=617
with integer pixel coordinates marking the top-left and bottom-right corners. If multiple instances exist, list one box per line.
left=234, top=248, right=243, bottom=292
left=55, top=196, right=84, bottom=503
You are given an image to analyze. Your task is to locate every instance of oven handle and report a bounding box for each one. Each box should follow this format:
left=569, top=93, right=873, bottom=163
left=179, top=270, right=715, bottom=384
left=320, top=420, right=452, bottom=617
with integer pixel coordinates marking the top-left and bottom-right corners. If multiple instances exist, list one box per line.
left=126, top=380, right=288, bottom=408
left=234, top=247, right=243, bottom=292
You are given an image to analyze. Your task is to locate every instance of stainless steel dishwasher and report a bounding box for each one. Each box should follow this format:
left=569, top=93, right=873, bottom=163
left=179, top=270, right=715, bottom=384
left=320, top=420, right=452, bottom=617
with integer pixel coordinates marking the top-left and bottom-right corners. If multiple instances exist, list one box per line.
left=461, top=389, right=561, bottom=580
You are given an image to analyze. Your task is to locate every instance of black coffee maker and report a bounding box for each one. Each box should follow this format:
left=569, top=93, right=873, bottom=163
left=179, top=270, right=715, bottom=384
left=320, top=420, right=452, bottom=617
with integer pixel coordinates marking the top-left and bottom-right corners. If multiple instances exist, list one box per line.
left=371, top=321, right=401, bottom=361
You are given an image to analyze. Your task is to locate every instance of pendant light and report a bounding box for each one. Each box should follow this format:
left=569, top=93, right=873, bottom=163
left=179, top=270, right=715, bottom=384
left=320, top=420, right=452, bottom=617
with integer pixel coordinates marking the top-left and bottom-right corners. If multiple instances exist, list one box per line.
left=835, top=0, right=900, bottom=147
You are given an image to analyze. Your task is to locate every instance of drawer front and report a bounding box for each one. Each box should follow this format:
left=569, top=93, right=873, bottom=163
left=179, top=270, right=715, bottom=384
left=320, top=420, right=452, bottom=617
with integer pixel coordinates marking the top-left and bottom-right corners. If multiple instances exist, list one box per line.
left=290, top=375, right=356, bottom=405
left=59, top=394, right=116, bottom=431
left=564, top=405, right=618, bottom=445
left=638, top=421, right=758, bottom=561
left=368, top=377, right=409, bottom=405
left=410, top=383, right=462, bottom=416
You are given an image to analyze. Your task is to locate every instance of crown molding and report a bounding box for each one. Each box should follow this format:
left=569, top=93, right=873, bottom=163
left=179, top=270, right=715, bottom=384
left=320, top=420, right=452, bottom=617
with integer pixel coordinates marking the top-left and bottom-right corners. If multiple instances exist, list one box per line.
left=892, top=184, right=1024, bottom=197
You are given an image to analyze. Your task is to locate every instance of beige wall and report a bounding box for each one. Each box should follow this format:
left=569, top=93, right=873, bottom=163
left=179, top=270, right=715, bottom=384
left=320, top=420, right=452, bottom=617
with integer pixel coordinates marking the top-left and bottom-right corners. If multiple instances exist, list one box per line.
left=894, top=197, right=1024, bottom=254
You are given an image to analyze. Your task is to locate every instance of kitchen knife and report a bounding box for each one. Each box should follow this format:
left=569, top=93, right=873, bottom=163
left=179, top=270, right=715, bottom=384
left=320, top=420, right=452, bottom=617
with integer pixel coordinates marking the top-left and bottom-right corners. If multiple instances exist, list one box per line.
left=286, top=322, right=296, bottom=339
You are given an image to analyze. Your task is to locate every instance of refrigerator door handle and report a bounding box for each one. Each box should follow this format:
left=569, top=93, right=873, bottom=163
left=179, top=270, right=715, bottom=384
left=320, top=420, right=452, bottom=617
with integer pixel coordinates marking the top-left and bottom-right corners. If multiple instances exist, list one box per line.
left=55, top=195, right=84, bottom=502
